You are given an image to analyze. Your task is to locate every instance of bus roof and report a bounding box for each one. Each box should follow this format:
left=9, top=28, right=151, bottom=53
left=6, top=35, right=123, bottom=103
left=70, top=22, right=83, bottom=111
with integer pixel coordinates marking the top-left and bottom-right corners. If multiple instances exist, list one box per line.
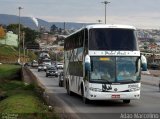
left=85, top=24, right=136, bottom=30
left=66, top=24, right=136, bottom=38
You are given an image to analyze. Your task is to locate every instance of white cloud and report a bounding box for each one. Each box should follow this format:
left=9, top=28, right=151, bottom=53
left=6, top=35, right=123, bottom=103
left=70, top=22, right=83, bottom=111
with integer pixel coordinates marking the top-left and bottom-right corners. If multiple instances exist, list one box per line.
left=39, top=14, right=160, bottom=29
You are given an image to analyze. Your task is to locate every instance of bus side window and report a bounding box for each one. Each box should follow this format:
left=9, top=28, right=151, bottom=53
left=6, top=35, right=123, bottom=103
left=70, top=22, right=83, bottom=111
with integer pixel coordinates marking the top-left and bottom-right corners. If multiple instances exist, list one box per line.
left=84, top=29, right=88, bottom=54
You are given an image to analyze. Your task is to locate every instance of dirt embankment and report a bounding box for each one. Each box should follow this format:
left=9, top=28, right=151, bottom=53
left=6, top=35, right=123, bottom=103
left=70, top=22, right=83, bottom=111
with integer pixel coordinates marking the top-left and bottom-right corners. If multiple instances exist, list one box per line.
left=0, top=55, right=30, bottom=64
left=0, top=55, right=17, bottom=63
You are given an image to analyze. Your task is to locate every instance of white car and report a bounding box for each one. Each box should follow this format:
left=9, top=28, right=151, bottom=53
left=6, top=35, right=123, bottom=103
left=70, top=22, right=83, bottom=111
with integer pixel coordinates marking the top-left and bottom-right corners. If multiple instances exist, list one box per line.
left=32, top=61, right=38, bottom=67
left=38, top=64, right=47, bottom=72
left=56, top=63, right=63, bottom=69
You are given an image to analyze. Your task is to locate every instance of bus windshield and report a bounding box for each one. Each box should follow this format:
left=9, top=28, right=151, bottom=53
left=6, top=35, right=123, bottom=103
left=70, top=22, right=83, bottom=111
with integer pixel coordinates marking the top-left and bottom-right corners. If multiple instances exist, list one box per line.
left=90, top=56, right=141, bottom=83
left=89, top=28, right=138, bottom=51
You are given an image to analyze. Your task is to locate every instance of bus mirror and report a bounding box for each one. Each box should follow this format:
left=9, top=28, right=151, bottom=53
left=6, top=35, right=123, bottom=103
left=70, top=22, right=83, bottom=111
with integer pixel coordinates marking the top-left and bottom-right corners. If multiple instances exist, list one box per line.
left=141, top=55, right=147, bottom=71
left=85, top=55, right=91, bottom=72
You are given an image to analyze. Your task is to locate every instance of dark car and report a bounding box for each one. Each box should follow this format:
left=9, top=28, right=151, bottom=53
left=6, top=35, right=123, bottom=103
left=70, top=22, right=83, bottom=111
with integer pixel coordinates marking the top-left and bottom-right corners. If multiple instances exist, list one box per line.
left=24, top=62, right=31, bottom=67
left=150, top=63, right=159, bottom=70
left=59, top=71, right=64, bottom=87
left=46, top=66, right=58, bottom=77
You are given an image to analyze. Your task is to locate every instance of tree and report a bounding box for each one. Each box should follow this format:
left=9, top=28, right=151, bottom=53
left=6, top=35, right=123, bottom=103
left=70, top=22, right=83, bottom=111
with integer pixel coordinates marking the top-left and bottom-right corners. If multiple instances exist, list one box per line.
left=6, top=24, right=23, bottom=34
left=143, top=42, right=148, bottom=50
left=0, top=26, right=6, bottom=39
left=149, top=38, right=156, bottom=43
left=6, top=24, right=38, bottom=48
left=22, top=27, right=38, bottom=45
left=50, top=24, right=58, bottom=34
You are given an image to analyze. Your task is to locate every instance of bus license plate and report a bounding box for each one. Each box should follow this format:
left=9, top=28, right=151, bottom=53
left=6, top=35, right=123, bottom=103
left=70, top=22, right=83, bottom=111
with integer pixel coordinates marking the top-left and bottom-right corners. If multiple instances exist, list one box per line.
left=111, top=95, right=120, bottom=99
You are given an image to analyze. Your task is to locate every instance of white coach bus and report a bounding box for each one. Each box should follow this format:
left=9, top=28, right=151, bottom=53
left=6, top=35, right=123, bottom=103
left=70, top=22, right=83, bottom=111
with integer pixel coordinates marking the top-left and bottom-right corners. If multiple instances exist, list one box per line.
left=64, top=24, right=147, bottom=104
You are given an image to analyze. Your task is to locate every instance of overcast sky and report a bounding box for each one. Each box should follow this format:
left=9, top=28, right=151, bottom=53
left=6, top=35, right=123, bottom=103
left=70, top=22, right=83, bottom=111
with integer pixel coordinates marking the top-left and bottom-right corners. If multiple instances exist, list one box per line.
left=0, top=0, right=160, bottom=29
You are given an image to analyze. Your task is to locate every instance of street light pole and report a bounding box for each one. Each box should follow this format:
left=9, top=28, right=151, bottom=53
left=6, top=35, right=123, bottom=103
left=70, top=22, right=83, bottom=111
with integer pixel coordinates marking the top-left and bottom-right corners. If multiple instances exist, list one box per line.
left=22, top=31, right=25, bottom=65
left=18, top=6, right=23, bottom=63
left=101, top=1, right=110, bottom=24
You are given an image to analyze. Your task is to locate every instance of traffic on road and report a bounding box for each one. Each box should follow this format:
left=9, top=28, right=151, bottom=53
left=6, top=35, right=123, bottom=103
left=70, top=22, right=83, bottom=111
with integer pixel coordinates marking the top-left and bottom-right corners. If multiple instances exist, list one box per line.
left=29, top=67, right=160, bottom=119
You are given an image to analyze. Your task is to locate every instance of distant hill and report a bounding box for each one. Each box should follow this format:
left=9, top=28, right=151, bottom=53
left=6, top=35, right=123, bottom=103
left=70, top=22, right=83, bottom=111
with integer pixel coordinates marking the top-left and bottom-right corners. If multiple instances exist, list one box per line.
left=0, top=14, right=90, bottom=31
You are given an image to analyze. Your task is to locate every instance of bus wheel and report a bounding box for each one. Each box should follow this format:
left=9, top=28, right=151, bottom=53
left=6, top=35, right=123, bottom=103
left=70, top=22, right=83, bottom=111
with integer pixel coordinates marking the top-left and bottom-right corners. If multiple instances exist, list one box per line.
left=67, top=82, right=73, bottom=96
left=81, top=86, right=89, bottom=104
left=59, top=82, right=61, bottom=87
left=123, top=100, right=130, bottom=104
left=83, top=96, right=89, bottom=104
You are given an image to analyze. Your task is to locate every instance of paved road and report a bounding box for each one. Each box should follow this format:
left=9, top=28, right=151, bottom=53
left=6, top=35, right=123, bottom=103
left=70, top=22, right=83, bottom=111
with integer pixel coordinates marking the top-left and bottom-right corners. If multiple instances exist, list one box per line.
left=30, top=68, right=160, bottom=119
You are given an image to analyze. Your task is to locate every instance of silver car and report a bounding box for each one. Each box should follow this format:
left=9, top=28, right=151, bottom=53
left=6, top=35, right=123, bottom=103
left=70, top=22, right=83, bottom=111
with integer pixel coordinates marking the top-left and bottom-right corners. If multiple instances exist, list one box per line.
left=38, top=64, right=47, bottom=72
left=56, top=63, right=63, bottom=69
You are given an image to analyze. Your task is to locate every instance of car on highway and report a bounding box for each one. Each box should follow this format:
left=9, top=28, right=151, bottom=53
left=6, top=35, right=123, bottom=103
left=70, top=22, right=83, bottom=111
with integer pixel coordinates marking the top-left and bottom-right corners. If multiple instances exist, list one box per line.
left=38, top=64, right=47, bottom=72
left=150, top=63, right=159, bottom=70
left=56, top=63, right=63, bottom=69
left=46, top=66, right=58, bottom=77
left=24, top=62, right=31, bottom=67
left=31, top=60, right=38, bottom=67
left=58, top=71, right=64, bottom=87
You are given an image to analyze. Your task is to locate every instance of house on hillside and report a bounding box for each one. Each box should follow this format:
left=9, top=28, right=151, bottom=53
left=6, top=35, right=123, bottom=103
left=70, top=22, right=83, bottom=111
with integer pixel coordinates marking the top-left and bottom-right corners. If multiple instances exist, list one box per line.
left=148, top=43, right=160, bottom=52
left=147, top=53, right=160, bottom=65
left=0, top=31, right=18, bottom=47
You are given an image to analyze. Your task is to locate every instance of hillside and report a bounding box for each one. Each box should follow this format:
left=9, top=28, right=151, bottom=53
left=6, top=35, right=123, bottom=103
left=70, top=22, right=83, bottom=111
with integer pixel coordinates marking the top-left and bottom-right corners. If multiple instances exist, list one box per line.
left=0, top=45, right=37, bottom=63
left=0, top=45, right=18, bottom=63
left=0, top=14, right=90, bottom=31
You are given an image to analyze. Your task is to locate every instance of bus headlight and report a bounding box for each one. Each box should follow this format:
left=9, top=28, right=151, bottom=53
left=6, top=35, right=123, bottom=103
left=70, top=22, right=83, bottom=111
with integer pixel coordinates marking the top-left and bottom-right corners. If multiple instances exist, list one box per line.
left=129, top=88, right=140, bottom=92
left=89, top=87, right=102, bottom=92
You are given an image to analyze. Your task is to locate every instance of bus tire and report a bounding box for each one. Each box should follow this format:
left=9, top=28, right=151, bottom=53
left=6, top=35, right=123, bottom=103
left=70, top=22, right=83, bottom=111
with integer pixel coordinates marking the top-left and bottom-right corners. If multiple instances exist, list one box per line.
left=67, top=82, right=73, bottom=96
left=123, top=100, right=130, bottom=104
left=81, top=85, right=89, bottom=104
left=83, top=96, right=89, bottom=104
left=59, top=82, right=61, bottom=87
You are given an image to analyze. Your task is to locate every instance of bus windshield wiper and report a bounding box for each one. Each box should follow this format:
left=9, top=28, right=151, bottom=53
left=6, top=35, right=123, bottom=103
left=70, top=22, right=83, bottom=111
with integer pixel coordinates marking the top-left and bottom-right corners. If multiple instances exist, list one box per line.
left=127, top=79, right=136, bottom=83
left=101, top=79, right=111, bottom=84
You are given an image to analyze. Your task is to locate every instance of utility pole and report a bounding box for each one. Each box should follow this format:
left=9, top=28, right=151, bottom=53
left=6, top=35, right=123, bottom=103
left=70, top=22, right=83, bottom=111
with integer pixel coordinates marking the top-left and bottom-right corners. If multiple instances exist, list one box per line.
left=101, top=1, right=110, bottom=24
left=64, top=22, right=66, bottom=31
left=18, top=6, right=23, bottom=63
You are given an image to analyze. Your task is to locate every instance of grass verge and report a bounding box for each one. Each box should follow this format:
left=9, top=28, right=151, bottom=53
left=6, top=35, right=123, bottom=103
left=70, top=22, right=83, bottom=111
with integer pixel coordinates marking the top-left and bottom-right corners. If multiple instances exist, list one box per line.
left=0, top=64, right=21, bottom=80
left=0, top=45, right=17, bottom=56
left=0, top=64, right=59, bottom=119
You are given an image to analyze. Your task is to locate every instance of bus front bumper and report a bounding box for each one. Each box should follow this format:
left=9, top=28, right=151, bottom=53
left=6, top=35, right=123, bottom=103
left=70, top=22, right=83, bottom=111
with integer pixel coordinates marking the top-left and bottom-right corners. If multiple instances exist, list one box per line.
left=86, top=91, right=140, bottom=100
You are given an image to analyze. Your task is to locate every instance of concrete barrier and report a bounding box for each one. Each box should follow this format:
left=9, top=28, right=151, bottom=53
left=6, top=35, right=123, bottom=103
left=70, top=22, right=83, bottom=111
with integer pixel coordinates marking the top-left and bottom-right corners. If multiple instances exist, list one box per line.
left=141, top=70, right=160, bottom=88
left=141, top=75, right=160, bottom=87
